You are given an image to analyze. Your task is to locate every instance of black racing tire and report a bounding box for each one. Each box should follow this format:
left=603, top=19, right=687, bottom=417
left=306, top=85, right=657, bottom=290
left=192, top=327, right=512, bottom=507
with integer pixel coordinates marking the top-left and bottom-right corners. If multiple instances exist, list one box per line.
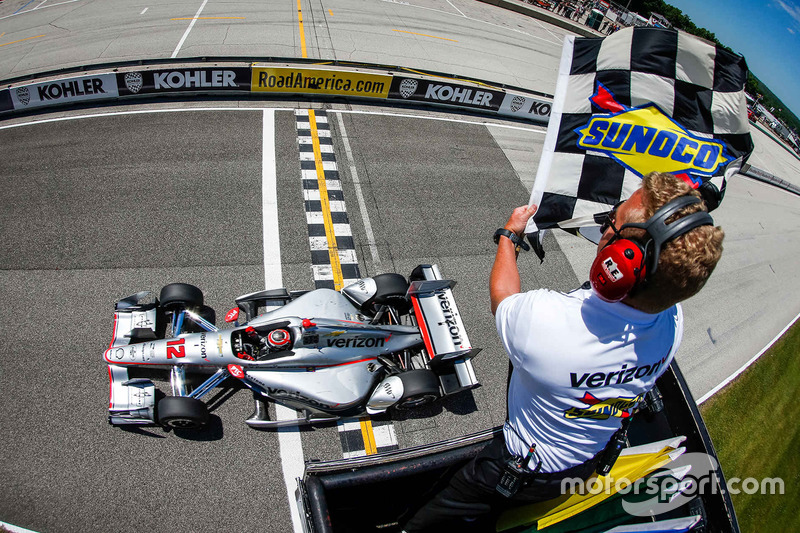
left=371, top=273, right=411, bottom=315
left=394, top=370, right=440, bottom=410
left=157, top=396, right=210, bottom=430
left=160, top=283, right=204, bottom=311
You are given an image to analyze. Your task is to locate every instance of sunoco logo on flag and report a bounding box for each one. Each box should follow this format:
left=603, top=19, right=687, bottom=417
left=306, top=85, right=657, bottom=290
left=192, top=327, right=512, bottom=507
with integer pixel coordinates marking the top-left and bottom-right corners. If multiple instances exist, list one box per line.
left=575, top=83, right=732, bottom=182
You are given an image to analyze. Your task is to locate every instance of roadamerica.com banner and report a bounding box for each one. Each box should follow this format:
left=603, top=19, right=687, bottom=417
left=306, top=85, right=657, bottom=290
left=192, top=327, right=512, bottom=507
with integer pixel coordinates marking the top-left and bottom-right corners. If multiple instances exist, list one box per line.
left=252, top=67, right=391, bottom=98
left=117, top=68, right=251, bottom=96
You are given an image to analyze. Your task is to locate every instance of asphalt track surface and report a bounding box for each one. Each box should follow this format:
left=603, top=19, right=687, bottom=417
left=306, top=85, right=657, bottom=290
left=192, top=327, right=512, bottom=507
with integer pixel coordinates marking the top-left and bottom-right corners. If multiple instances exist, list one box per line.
left=1, top=1, right=800, bottom=532
left=0, top=0, right=566, bottom=93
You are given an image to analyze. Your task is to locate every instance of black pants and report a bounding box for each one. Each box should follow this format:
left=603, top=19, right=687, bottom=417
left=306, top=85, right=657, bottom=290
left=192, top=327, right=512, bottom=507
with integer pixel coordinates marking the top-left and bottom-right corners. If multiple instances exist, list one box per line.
left=403, top=436, right=597, bottom=532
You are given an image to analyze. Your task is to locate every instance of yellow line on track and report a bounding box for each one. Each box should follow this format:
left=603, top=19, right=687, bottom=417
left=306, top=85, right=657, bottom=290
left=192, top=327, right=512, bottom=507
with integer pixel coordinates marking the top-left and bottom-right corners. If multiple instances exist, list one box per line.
left=392, top=29, right=457, bottom=42
left=0, top=34, right=45, bottom=47
left=308, top=109, right=344, bottom=291
left=297, top=0, right=308, bottom=58
left=170, top=16, right=245, bottom=20
left=0, top=32, right=5, bottom=39
left=359, top=417, right=378, bottom=455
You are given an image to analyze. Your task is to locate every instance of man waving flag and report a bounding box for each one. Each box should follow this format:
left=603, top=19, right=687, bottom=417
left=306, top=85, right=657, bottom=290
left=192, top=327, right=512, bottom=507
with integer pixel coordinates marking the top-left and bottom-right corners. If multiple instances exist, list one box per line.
left=525, top=26, right=753, bottom=247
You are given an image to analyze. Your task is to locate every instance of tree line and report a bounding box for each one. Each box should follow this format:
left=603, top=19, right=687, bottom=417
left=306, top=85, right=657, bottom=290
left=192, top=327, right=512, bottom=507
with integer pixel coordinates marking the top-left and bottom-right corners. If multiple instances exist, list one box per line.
left=625, top=0, right=799, bottom=134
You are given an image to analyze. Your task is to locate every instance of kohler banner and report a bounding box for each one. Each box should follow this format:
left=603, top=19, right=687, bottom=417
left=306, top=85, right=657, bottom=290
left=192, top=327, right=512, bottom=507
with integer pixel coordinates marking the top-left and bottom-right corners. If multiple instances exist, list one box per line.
left=116, top=68, right=251, bottom=96
left=388, top=76, right=552, bottom=123
left=8, top=73, right=119, bottom=110
left=389, top=76, right=505, bottom=111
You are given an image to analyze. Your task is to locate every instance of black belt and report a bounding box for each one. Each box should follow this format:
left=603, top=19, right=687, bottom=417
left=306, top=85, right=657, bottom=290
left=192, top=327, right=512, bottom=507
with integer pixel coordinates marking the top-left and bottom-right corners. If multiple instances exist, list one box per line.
left=503, top=421, right=601, bottom=482
left=527, top=451, right=602, bottom=482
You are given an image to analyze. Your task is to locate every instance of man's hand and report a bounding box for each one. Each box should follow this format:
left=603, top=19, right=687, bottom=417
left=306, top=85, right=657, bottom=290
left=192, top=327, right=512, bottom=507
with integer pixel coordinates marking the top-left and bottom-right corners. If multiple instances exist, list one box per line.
left=491, top=204, right=538, bottom=315
left=504, top=204, right=538, bottom=236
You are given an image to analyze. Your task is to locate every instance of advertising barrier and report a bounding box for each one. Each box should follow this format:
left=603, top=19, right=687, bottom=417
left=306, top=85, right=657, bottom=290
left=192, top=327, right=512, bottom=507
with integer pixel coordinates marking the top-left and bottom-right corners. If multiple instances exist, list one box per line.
left=498, top=92, right=552, bottom=120
left=252, top=67, right=391, bottom=98
left=0, top=63, right=550, bottom=124
left=8, top=73, right=119, bottom=110
left=387, top=76, right=552, bottom=122
left=117, top=68, right=251, bottom=96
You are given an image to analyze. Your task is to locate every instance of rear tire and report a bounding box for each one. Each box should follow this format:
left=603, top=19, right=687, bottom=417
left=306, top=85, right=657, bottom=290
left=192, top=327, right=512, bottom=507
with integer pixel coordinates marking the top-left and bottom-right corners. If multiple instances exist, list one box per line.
left=372, top=273, right=411, bottom=315
left=160, top=283, right=204, bottom=311
left=157, top=396, right=210, bottom=430
left=394, top=370, right=440, bottom=410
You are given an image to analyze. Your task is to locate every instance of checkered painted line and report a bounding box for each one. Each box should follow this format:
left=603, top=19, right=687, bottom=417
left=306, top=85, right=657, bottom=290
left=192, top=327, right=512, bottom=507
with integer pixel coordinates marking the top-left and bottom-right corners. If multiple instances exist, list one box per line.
left=295, top=109, right=360, bottom=290
left=294, top=109, right=399, bottom=457
left=338, top=417, right=399, bottom=458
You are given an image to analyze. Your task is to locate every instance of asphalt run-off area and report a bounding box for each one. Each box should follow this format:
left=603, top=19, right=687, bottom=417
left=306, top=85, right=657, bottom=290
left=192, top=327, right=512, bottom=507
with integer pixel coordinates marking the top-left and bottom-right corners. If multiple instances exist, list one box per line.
left=1, top=0, right=799, bottom=531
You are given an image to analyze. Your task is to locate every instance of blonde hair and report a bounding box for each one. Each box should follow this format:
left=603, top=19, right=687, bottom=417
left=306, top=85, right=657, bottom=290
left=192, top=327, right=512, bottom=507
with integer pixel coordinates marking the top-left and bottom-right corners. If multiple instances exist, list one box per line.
left=622, top=172, right=725, bottom=313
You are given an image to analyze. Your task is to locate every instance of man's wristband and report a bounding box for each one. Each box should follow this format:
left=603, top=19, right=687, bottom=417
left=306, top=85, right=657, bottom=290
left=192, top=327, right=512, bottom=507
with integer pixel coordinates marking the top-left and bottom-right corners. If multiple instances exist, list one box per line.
left=494, top=228, right=530, bottom=251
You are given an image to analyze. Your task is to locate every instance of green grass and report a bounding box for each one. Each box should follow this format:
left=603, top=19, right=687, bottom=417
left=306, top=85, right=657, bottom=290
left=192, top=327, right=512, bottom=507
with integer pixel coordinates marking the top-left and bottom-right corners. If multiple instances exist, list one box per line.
left=700, top=321, right=800, bottom=532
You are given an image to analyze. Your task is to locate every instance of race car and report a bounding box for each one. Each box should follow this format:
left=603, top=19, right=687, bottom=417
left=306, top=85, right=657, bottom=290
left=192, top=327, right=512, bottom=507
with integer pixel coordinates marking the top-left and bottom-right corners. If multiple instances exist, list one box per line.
left=105, top=264, right=480, bottom=430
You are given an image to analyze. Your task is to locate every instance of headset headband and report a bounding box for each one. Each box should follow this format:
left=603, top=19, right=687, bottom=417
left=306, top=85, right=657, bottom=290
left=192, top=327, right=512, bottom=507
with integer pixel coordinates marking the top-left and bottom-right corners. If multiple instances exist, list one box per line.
left=618, top=195, right=714, bottom=276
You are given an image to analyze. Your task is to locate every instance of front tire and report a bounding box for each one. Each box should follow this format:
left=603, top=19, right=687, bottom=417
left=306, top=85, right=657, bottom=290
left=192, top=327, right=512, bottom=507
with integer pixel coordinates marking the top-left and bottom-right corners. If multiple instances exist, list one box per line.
left=394, top=370, right=440, bottom=410
left=160, top=283, right=204, bottom=311
left=157, top=396, right=210, bottom=429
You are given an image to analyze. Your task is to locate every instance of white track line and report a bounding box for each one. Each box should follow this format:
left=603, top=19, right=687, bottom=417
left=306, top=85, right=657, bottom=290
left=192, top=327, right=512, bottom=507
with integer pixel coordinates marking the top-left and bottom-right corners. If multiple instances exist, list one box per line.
left=171, top=0, right=208, bottom=58
left=0, top=0, right=80, bottom=20
left=334, top=112, right=382, bottom=271
left=0, top=521, right=39, bottom=533
left=0, top=107, right=275, bottom=131
left=446, top=0, right=465, bottom=17
left=0, top=107, right=548, bottom=133
left=262, top=109, right=282, bottom=287
left=696, top=309, right=800, bottom=405
left=263, top=109, right=305, bottom=533
left=328, top=109, right=547, bottom=132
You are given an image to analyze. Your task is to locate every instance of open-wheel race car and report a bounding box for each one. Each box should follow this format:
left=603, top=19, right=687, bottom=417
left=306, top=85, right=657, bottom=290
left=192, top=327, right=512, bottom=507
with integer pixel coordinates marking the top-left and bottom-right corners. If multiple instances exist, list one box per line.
left=105, top=264, right=480, bottom=430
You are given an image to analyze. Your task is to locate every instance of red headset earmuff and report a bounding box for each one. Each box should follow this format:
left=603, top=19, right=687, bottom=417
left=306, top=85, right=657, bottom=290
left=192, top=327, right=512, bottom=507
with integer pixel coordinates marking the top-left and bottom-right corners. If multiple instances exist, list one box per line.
left=590, top=238, right=646, bottom=303
left=590, top=195, right=714, bottom=303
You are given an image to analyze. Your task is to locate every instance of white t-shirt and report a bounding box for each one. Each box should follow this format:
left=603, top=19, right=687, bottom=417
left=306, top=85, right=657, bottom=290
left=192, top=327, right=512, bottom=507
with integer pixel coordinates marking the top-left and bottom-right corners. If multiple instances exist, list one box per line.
left=495, top=287, right=682, bottom=473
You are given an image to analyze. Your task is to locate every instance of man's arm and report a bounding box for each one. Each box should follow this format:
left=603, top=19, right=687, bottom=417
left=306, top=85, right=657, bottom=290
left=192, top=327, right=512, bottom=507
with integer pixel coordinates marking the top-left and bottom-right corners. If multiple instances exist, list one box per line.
left=490, top=205, right=538, bottom=315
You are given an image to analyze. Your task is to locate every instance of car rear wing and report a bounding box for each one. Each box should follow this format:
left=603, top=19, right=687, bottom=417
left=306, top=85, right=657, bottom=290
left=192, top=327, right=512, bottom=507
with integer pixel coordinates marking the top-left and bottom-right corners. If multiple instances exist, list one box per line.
left=408, top=265, right=479, bottom=394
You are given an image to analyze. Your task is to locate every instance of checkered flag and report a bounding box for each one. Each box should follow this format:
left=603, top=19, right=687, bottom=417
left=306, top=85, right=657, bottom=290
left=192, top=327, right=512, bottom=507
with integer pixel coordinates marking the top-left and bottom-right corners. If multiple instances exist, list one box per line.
left=526, top=27, right=753, bottom=235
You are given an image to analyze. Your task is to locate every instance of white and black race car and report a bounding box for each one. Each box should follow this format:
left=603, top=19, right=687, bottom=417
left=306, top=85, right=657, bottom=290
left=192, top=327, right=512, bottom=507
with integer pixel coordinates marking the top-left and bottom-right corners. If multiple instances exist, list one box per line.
left=105, top=264, right=480, bottom=430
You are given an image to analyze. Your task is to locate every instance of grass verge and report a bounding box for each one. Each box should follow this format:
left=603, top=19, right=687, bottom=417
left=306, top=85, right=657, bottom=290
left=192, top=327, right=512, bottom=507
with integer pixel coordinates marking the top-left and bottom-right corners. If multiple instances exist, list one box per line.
left=700, top=320, right=800, bottom=532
